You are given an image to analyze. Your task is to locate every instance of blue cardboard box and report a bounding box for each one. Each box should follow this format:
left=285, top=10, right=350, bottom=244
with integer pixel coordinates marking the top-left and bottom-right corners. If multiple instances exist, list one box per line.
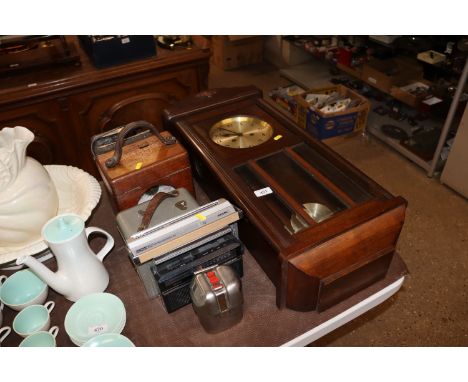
left=295, top=84, right=370, bottom=140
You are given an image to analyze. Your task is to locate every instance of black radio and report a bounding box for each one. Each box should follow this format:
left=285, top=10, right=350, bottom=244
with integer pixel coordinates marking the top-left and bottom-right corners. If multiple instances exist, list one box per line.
left=152, top=230, right=244, bottom=313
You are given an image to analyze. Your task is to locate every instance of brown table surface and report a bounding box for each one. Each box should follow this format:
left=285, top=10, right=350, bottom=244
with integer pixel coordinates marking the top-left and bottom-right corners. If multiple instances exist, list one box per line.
left=1, top=185, right=407, bottom=347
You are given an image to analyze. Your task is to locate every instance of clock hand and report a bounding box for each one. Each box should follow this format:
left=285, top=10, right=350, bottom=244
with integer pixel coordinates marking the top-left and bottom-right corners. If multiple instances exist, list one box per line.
left=220, top=133, right=243, bottom=138
left=217, top=127, right=243, bottom=136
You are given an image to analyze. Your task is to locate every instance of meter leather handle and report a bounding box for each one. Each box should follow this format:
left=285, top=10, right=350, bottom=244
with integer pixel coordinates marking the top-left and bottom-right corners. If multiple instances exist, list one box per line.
left=137, top=189, right=180, bottom=232
left=105, top=120, right=176, bottom=168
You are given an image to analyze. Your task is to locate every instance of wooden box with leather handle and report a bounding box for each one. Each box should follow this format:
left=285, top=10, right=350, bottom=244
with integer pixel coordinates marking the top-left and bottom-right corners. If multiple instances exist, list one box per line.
left=91, top=120, right=194, bottom=211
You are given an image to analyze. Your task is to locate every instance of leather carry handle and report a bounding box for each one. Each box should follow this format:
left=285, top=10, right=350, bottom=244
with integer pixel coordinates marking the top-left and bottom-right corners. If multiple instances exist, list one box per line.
left=105, top=120, right=176, bottom=168
left=138, top=189, right=180, bottom=232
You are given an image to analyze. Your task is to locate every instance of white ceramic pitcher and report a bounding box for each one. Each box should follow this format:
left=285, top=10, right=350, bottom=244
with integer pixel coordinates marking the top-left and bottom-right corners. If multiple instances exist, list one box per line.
left=0, top=126, right=58, bottom=246
left=17, top=214, right=114, bottom=302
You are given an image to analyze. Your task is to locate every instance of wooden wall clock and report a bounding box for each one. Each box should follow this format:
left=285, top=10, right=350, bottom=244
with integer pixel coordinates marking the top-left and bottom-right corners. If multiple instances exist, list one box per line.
left=164, top=86, right=407, bottom=312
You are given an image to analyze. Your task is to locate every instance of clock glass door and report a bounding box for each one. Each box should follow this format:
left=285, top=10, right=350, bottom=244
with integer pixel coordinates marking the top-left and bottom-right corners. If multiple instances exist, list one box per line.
left=233, top=142, right=376, bottom=236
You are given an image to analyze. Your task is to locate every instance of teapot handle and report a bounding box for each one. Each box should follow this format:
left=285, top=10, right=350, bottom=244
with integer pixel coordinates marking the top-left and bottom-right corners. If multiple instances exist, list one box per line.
left=85, top=227, right=115, bottom=262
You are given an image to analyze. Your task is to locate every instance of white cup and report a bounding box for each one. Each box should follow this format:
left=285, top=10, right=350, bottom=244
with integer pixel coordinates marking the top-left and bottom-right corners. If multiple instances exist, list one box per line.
left=0, top=326, right=11, bottom=347
left=13, top=300, right=55, bottom=338
left=19, top=326, right=59, bottom=347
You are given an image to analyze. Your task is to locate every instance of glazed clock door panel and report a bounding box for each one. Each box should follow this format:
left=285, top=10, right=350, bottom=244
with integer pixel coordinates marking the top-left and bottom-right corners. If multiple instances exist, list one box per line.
left=68, top=68, right=200, bottom=175
left=256, top=152, right=348, bottom=215
left=232, top=140, right=377, bottom=237
left=235, top=164, right=310, bottom=235
left=0, top=101, right=76, bottom=165
left=290, top=143, right=374, bottom=204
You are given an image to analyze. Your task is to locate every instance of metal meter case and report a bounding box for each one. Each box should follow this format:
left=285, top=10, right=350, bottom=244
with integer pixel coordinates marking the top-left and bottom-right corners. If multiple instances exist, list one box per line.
left=190, top=265, right=243, bottom=333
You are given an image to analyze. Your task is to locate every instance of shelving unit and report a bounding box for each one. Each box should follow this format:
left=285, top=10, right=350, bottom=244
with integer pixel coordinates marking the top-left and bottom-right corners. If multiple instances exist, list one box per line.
left=277, top=37, right=468, bottom=177
left=280, top=61, right=333, bottom=89
left=366, top=113, right=433, bottom=172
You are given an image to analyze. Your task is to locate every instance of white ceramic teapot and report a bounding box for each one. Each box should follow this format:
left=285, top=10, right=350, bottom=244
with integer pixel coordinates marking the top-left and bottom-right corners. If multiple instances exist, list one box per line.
left=0, top=126, right=59, bottom=246
left=17, top=214, right=114, bottom=302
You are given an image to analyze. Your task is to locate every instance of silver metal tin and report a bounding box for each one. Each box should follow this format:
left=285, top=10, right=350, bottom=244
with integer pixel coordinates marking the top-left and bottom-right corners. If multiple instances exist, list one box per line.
left=190, top=265, right=243, bottom=333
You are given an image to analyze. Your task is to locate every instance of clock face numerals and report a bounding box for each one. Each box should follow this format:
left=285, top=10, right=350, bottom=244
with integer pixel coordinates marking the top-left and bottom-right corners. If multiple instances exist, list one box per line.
left=209, top=116, right=274, bottom=149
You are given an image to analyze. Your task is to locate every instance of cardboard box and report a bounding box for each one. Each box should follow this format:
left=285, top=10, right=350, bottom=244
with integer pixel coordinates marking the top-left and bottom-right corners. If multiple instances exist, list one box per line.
left=295, top=84, right=370, bottom=140
left=269, top=84, right=306, bottom=117
left=390, top=80, right=432, bottom=108
left=417, top=50, right=446, bottom=65
left=211, top=36, right=263, bottom=70
left=362, top=57, right=423, bottom=93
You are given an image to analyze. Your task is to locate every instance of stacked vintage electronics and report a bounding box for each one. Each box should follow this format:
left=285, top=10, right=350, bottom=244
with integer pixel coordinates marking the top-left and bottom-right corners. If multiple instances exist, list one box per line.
left=116, top=189, right=244, bottom=313
left=93, top=121, right=244, bottom=314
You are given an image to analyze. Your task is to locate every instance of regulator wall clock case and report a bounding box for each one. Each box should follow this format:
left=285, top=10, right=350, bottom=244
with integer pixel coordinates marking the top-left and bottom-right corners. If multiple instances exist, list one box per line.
left=164, top=87, right=407, bottom=312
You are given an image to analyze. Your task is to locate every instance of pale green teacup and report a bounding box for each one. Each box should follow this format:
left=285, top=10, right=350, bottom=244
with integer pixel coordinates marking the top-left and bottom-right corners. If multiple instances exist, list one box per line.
left=0, top=270, right=48, bottom=311
left=13, top=301, right=55, bottom=338
left=19, top=326, right=59, bottom=347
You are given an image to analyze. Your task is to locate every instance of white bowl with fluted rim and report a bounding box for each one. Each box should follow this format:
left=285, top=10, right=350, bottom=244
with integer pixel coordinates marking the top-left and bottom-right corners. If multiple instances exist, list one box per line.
left=0, top=165, right=101, bottom=265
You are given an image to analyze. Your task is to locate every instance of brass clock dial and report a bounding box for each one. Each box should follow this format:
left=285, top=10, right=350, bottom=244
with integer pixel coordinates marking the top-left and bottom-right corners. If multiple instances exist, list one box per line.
left=209, top=115, right=274, bottom=149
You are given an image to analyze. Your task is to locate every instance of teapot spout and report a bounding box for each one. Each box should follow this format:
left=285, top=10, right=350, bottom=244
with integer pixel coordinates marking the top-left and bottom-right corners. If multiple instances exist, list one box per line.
left=16, top=255, right=68, bottom=297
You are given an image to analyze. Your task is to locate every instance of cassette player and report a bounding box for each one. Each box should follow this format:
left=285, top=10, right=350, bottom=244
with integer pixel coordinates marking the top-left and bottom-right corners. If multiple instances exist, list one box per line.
left=116, top=188, right=244, bottom=312
left=153, top=230, right=243, bottom=312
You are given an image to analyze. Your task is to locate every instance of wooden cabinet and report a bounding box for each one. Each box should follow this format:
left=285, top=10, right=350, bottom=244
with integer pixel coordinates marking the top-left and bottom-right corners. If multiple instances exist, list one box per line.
left=164, top=86, right=407, bottom=312
left=0, top=36, right=210, bottom=176
left=0, top=99, right=75, bottom=165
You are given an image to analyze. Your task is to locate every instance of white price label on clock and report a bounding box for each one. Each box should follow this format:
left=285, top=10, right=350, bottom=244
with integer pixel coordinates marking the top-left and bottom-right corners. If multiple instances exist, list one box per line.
left=254, top=187, right=273, bottom=197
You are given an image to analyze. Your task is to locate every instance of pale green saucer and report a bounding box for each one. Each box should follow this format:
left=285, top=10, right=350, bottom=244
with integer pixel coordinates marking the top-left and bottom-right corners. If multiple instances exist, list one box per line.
left=83, top=333, right=135, bottom=347
left=64, top=292, right=126, bottom=343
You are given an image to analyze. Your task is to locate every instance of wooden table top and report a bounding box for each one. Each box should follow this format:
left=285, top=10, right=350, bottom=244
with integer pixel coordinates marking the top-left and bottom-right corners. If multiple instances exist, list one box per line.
left=0, top=183, right=407, bottom=347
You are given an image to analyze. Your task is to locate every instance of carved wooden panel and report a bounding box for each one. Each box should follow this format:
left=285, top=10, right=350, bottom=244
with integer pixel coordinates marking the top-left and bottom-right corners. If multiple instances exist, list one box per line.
left=98, top=92, right=177, bottom=132
left=71, top=69, right=197, bottom=134
left=67, top=68, right=199, bottom=175
left=0, top=38, right=210, bottom=175
left=0, top=101, right=77, bottom=165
